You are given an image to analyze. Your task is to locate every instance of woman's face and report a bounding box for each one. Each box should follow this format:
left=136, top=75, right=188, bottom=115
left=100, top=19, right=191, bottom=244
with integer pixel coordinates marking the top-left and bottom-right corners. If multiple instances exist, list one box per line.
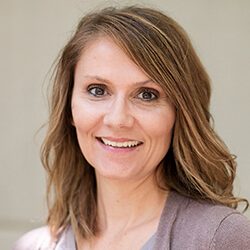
left=71, top=37, right=175, bottom=182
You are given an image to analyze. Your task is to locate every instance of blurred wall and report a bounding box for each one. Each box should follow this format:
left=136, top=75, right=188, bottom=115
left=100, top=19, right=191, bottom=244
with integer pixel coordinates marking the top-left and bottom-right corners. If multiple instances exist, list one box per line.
left=1, top=0, right=250, bottom=249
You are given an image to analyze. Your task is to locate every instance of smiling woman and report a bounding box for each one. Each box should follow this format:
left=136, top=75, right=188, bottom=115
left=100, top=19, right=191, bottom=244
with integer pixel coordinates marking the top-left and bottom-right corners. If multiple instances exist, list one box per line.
left=13, top=5, right=250, bottom=250
left=71, top=37, right=175, bottom=182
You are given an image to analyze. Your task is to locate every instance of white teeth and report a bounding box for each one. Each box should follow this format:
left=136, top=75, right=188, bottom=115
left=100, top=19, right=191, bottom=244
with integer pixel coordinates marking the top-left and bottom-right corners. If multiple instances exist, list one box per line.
left=101, top=138, right=141, bottom=148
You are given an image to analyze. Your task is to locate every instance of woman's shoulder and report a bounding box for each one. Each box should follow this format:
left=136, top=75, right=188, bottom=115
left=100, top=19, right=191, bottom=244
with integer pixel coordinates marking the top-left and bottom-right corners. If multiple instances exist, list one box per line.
left=12, top=226, right=56, bottom=250
left=184, top=195, right=250, bottom=248
left=167, top=192, right=250, bottom=249
left=172, top=192, right=249, bottom=225
left=211, top=211, right=250, bottom=249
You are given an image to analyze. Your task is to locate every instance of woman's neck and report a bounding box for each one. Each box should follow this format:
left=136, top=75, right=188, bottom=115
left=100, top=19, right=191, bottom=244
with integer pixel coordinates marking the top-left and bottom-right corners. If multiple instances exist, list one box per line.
left=95, top=173, right=168, bottom=234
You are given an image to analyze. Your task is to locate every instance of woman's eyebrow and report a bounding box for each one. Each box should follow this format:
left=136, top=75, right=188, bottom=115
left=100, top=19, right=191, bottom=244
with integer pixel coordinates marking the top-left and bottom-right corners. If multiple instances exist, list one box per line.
left=83, top=75, right=112, bottom=84
left=82, top=75, right=154, bottom=86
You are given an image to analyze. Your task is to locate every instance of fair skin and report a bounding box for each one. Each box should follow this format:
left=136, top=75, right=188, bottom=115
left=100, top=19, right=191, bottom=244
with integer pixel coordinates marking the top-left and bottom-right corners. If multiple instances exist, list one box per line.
left=71, top=37, right=176, bottom=250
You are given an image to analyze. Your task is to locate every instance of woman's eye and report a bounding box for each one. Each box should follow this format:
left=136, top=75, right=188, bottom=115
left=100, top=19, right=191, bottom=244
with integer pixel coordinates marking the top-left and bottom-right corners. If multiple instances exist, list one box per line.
left=137, top=89, right=159, bottom=101
left=87, top=85, right=107, bottom=97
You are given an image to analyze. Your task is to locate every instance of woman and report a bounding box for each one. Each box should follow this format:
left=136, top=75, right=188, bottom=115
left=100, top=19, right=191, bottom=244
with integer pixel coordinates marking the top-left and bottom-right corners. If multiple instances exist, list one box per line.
left=14, top=6, right=250, bottom=250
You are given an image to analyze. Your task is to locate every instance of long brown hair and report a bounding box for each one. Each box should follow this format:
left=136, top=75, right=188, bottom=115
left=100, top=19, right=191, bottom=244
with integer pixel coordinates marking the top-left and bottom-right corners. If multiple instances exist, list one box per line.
left=41, top=6, right=248, bottom=239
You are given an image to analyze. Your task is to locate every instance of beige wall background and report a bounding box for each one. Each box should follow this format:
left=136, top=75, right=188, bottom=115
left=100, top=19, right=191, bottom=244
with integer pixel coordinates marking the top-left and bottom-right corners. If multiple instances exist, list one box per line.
left=1, top=0, right=250, bottom=249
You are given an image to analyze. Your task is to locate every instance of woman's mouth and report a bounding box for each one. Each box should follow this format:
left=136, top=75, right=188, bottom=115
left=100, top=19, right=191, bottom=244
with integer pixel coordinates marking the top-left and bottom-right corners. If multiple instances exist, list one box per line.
left=97, top=137, right=143, bottom=148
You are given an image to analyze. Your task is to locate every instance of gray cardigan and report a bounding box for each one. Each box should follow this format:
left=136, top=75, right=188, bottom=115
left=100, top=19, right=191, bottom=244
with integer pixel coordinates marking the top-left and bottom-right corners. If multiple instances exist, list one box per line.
left=13, top=191, right=250, bottom=249
left=153, top=191, right=250, bottom=249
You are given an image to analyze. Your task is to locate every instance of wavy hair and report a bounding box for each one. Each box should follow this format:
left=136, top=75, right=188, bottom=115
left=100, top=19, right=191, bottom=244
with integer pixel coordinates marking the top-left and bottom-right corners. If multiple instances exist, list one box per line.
left=41, top=6, right=248, bottom=239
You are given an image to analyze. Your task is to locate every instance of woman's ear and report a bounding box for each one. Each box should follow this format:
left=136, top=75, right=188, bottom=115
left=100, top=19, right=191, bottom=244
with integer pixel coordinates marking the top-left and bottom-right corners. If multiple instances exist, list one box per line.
left=71, top=117, right=75, bottom=127
left=70, top=112, right=75, bottom=126
left=70, top=103, right=75, bottom=126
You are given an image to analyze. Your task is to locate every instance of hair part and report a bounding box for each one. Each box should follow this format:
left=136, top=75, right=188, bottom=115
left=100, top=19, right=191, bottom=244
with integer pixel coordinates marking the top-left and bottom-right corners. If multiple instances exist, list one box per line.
left=41, top=5, right=248, bottom=240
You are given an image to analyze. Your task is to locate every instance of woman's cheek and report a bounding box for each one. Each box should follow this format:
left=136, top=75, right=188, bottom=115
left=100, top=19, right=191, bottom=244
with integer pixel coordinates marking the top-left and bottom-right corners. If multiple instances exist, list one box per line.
left=72, top=100, right=105, bottom=129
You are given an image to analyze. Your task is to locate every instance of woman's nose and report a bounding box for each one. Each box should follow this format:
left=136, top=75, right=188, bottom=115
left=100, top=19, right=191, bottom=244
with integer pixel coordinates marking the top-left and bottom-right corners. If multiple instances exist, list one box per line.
left=103, top=97, right=134, bottom=129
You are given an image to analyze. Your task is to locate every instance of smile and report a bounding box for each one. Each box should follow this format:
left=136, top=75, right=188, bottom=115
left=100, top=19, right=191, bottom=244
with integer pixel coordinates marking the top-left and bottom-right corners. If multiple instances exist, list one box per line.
left=98, top=137, right=143, bottom=148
